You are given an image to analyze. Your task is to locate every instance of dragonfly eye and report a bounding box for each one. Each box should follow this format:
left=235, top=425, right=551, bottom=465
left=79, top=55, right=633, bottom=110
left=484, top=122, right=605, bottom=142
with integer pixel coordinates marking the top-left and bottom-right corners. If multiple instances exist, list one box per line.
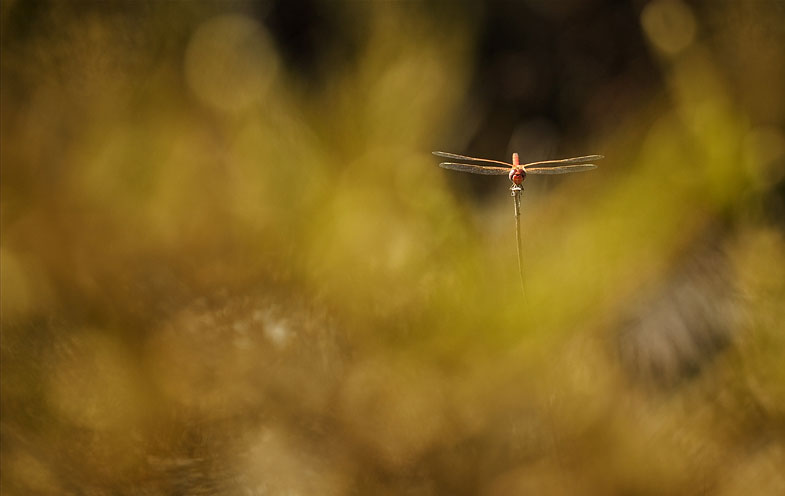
left=509, top=168, right=525, bottom=185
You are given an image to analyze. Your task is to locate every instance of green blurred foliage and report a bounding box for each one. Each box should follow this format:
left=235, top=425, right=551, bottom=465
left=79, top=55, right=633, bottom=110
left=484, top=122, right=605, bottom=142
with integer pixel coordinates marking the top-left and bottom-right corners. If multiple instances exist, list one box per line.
left=2, top=1, right=785, bottom=494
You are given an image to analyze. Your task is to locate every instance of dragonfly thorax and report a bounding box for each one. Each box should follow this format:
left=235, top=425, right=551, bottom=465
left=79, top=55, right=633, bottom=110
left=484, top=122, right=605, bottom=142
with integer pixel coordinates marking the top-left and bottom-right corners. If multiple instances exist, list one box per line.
left=509, top=167, right=525, bottom=186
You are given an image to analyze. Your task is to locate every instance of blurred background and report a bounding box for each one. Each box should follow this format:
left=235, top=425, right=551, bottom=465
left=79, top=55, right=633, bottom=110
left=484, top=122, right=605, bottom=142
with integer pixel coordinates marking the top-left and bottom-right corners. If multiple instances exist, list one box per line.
left=2, top=0, right=785, bottom=494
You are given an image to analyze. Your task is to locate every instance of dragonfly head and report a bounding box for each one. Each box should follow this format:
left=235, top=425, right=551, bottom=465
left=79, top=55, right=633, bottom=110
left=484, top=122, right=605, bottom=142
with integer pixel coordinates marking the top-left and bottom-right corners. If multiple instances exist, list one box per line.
left=509, top=167, right=525, bottom=186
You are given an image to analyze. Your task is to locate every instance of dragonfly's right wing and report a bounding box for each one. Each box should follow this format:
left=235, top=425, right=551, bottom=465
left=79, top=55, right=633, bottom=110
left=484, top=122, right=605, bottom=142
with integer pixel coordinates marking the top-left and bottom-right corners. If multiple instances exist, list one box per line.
left=439, top=162, right=510, bottom=175
left=433, top=151, right=512, bottom=167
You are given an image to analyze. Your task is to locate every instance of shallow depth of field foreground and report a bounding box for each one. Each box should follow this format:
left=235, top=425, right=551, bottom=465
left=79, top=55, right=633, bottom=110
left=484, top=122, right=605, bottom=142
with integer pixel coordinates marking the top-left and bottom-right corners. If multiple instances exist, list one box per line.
left=2, top=2, right=785, bottom=494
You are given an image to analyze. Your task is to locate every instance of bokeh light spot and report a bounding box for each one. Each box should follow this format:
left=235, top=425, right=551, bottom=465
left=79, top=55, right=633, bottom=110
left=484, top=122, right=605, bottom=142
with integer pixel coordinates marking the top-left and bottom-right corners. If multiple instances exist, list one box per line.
left=184, top=14, right=278, bottom=112
left=641, top=0, right=697, bottom=56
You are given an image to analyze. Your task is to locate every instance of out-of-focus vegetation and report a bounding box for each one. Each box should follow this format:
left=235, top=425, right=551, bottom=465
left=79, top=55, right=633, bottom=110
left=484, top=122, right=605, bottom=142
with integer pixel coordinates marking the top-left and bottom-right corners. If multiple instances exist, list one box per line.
left=2, top=1, right=785, bottom=494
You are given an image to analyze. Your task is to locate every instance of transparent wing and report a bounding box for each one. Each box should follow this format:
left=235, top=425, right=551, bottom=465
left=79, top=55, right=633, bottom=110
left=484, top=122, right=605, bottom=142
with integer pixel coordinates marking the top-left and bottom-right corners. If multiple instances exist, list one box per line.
left=523, top=155, right=604, bottom=167
left=524, top=164, right=598, bottom=174
left=433, top=151, right=512, bottom=167
left=439, top=162, right=510, bottom=175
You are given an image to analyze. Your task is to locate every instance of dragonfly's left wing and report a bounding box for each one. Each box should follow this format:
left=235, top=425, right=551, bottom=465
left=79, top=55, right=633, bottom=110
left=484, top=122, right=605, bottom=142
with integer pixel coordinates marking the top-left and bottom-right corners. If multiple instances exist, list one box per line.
left=523, top=155, right=604, bottom=167
left=524, top=164, right=598, bottom=174
left=439, top=162, right=510, bottom=175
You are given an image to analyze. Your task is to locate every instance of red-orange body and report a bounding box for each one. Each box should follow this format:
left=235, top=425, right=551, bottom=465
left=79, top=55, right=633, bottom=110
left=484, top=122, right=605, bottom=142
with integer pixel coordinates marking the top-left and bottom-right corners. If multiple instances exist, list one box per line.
left=508, top=152, right=526, bottom=186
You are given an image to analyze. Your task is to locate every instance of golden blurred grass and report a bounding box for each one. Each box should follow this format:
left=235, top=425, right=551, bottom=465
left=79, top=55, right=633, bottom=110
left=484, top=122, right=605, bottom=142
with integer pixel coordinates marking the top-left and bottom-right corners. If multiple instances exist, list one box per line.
left=2, top=1, right=785, bottom=494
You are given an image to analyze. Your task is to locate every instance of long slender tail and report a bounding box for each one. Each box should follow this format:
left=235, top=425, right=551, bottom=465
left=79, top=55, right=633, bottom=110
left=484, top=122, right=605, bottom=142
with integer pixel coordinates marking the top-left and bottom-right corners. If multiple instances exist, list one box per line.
left=512, top=189, right=527, bottom=301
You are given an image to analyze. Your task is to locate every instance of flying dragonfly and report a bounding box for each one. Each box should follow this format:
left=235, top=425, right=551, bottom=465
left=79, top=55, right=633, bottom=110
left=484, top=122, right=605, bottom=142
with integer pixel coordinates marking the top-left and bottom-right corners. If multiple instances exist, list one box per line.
left=433, top=150, right=602, bottom=295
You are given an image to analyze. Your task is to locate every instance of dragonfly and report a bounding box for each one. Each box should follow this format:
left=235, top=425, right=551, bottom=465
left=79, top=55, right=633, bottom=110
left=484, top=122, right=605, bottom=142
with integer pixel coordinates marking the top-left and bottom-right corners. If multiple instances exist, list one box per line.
left=433, top=150, right=602, bottom=295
